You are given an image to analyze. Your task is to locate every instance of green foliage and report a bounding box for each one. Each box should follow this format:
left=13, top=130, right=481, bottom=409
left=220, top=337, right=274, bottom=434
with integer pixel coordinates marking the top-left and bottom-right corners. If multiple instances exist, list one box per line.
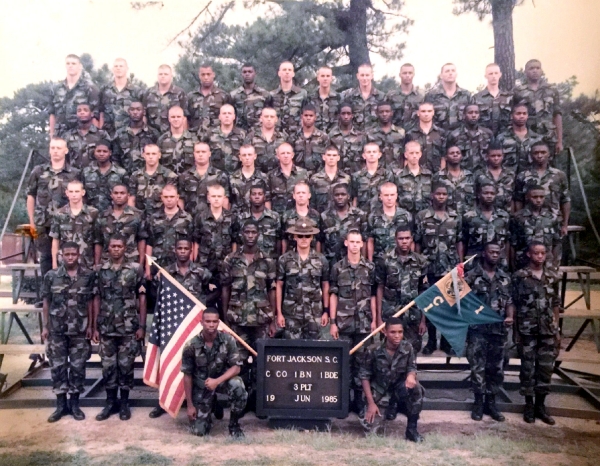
left=452, top=0, right=524, bottom=20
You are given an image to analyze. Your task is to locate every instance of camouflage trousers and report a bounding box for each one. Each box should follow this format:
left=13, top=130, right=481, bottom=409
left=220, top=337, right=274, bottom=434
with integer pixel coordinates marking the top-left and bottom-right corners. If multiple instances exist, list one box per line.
left=359, top=381, right=424, bottom=434
left=517, top=332, right=559, bottom=396
left=282, top=315, right=322, bottom=340
left=47, top=333, right=91, bottom=395
left=35, top=228, right=53, bottom=278
left=339, top=332, right=370, bottom=391
left=189, top=376, right=248, bottom=436
left=230, top=323, right=270, bottom=392
left=466, top=330, right=506, bottom=395
left=99, top=334, right=141, bottom=391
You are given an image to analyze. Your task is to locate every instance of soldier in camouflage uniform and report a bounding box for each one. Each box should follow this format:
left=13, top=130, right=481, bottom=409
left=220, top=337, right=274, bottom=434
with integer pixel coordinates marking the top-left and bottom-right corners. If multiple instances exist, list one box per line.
left=359, top=318, right=424, bottom=442
left=473, top=142, right=515, bottom=213
left=178, top=142, right=231, bottom=216
left=233, top=184, right=281, bottom=259
left=246, top=106, right=289, bottom=174
left=472, top=64, right=513, bottom=135
left=49, top=54, right=100, bottom=137
left=512, top=241, right=561, bottom=425
left=319, top=184, right=367, bottom=268
left=424, top=63, right=471, bottom=132
left=229, top=144, right=270, bottom=212
left=329, top=229, right=376, bottom=412
left=495, top=103, right=542, bottom=172
left=50, top=180, right=100, bottom=271
left=181, top=308, right=247, bottom=437
left=63, top=103, right=111, bottom=169
left=112, top=100, right=160, bottom=174
left=82, top=140, right=128, bottom=212
left=327, top=103, right=366, bottom=174
left=143, top=64, right=187, bottom=134
left=271, top=61, right=307, bottom=135
left=414, top=183, right=464, bottom=354
left=187, top=65, right=228, bottom=132
left=375, top=226, right=428, bottom=352
left=99, top=58, right=142, bottom=136
left=42, top=242, right=95, bottom=422
left=309, top=66, right=341, bottom=133
left=94, top=184, right=146, bottom=265
left=341, top=64, right=385, bottom=131
left=289, top=103, right=330, bottom=174
left=514, top=142, right=570, bottom=237
left=276, top=219, right=330, bottom=339
left=464, top=242, right=514, bottom=422
left=433, top=145, right=475, bottom=215
left=94, top=235, right=147, bottom=421
left=462, top=182, right=510, bottom=270
left=513, top=59, right=563, bottom=156
left=509, top=184, right=561, bottom=271
left=267, top=142, right=309, bottom=216
left=351, top=142, right=395, bottom=214
left=366, top=101, right=406, bottom=171
left=309, top=145, right=351, bottom=213
left=446, top=104, right=494, bottom=172
left=157, top=106, right=199, bottom=174
left=230, top=64, right=270, bottom=131
left=394, top=141, right=432, bottom=217
left=127, top=144, right=178, bottom=217
left=27, top=137, right=81, bottom=277
left=281, top=181, right=322, bottom=252
left=367, top=182, right=413, bottom=262
left=385, top=63, right=424, bottom=129
left=405, top=102, right=447, bottom=173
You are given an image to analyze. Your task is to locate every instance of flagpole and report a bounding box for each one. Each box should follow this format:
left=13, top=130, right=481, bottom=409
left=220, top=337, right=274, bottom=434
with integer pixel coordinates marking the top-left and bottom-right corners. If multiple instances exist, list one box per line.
left=349, top=255, right=477, bottom=355
left=146, top=255, right=258, bottom=357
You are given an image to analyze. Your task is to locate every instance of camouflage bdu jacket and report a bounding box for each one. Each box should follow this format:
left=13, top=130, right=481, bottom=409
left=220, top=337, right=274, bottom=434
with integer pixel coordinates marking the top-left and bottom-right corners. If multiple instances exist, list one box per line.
left=473, top=167, right=515, bottom=213
left=425, top=85, right=472, bottom=131
left=164, top=262, right=212, bottom=304
left=128, top=165, right=178, bottom=216
left=49, top=72, right=100, bottom=135
left=112, top=125, right=160, bottom=174
left=200, top=126, right=247, bottom=175
left=462, top=206, right=510, bottom=258
left=513, top=82, right=562, bottom=142
left=471, top=88, right=513, bottom=135
left=367, top=206, right=413, bottom=260
left=375, top=249, right=428, bottom=322
left=246, top=129, right=289, bottom=174
left=27, top=164, right=81, bottom=229
left=187, top=86, right=228, bottom=131
left=329, top=257, right=375, bottom=334
left=99, top=81, right=143, bottom=135
left=267, top=165, right=309, bottom=215
left=50, top=204, right=100, bottom=269
left=82, top=162, right=129, bottom=212
left=43, top=266, right=96, bottom=335
left=351, top=166, right=394, bottom=214
left=96, top=206, right=147, bottom=262
left=341, top=87, right=386, bottom=131
left=319, top=207, right=367, bottom=266
left=229, top=169, right=270, bottom=211
left=157, top=130, right=199, bottom=174
left=181, top=331, right=242, bottom=395
left=233, top=209, right=281, bottom=259
left=514, top=167, right=570, bottom=220
left=178, top=166, right=230, bottom=217
left=309, top=90, right=341, bottom=133
left=146, top=208, right=194, bottom=267
left=464, top=263, right=512, bottom=335
left=290, top=128, right=330, bottom=174
left=358, top=339, right=417, bottom=394
left=96, top=261, right=145, bottom=336
left=309, top=170, right=351, bottom=213
left=404, top=124, right=447, bottom=173
left=495, top=127, right=542, bottom=173
left=385, top=87, right=424, bottom=128
left=394, top=167, right=433, bottom=216
left=271, top=85, right=308, bottom=135
left=193, top=209, right=234, bottom=275
left=220, top=249, right=276, bottom=326
left=511, top=266, right=560, bottom=336
left=143, top=84, right=188, bottom=134
left=433, top=169, right=475, bottom=215
left=366, top=125, right=406, bottom=171
left=230, top=84, right=270, bottom=131
left=509, top=208, right=560, bottom=270
left=277, top=249, right=329, bottom=320
left=446, top=125, right=494, bottom=172
left=63, top=125, right=111, bottom=169
left=327, top=125, right=365, bottom=174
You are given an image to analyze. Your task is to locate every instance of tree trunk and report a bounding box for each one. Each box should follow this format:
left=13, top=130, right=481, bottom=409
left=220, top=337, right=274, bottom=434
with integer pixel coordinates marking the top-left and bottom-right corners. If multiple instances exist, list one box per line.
left=346, top=0, right=371, bottom=73
left=492, top=0, right=515, bottom=91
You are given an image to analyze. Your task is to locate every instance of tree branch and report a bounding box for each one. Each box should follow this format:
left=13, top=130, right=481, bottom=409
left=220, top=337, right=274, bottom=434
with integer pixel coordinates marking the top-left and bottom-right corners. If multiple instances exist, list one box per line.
left=166, top=1, right=213, bottom=48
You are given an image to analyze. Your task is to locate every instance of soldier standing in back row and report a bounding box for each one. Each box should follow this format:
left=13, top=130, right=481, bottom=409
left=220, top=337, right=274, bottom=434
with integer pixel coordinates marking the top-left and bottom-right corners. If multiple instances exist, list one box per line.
left=143, top=65, right=187, bottom=134
left=341, top=63, right=385, bottom=131
left=230, top=64, right=270, bottom=131
left=271, top=61, right=307, bottom=135
left=385, top=63, right=424, bottom=129
left=187, top=64, right=227, bottom=132
left=472, top=63, right=513, bottom=136
left=309, top=66, right=341, bottom=133
left=425, top=63, right=471, bottom=132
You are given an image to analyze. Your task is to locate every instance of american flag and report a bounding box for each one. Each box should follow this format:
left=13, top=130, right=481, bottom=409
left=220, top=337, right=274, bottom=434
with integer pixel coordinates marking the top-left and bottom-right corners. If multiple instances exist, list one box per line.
left=143, top=270, right=205, bottom=417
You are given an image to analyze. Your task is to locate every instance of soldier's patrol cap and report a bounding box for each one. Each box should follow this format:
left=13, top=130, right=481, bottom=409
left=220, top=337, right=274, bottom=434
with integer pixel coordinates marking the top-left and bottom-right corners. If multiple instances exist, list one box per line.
left=286, top=218, right=320, bottom=236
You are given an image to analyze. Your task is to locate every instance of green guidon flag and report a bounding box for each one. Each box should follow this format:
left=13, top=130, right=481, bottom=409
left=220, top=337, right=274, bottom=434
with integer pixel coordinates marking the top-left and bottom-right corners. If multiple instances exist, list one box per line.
left=414, top=266, right=504, bottom=356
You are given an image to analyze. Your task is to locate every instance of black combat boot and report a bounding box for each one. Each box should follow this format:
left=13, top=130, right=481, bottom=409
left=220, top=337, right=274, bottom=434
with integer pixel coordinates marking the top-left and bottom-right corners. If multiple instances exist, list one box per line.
left=48, top=394, right=69, bottom=423
left=228, top=411, right=245, bottom=438
left=70, top=393, right=85, bottom=421
left=213, top=397, right=224, bottom=420
left=119, top=389, right=131, bottom=420
left=385, top=397, right=398, bottom=421
left=96, top=388, right=119, bottom=421
left=148, top=404, right=166, bottom=419
left=523, top=395, right=535, bottom=423
left=484, top=394, right=505, bottom=422
left=471, top=393, right=484, bottom=421
left=534, top=394, right=555, bottom=425
left=405, top=414, right=424, bottom=443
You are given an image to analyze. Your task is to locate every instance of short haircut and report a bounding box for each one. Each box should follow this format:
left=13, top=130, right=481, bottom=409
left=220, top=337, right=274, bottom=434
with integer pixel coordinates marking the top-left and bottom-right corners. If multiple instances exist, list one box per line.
left=67, top=179, right=84, bottom=190
left=379, top=181, right=397, bottom=193
left=395, top=224, right=412, bottom=236
left=168, top=105, right=184, bottom=115
left=339, top=102, right=353, bottom=112
left=279, top=60, right=294, bottom=69
left=512, top=103, right=528, bottom=113
left=143, top=143, right=160, bottom=153
left=345, top=229, right=362, bottom=239
left=530, top=141, right=550, bottom=152
left=202, top=307, right=220, bottom=317
left=377, top=100, right=393, bottom=110
left=158, top=64, right=172, bottom=72
left=385, top=317, right=404, bottom=329
left=446, top=145, right=462, bottom=154
left=293, top=180, right=310, bottom=192
left=441, top=62, right=455, bottom=72
left=302, top=103, right=317, bottom=114
left=250, top=181, right=266, bottom=193
left=109, top=233, right=126, bottom=245
left=207, top=183, right=225, bottom=194
left=96, top=139, right=112, bottom=150
left=485, top=63, right=500, bottom=70
left=487, top=141, right=503, bottom=153
left=332, top=183, right=349, bottom=194
left=114, top=57, right=128, bottom=66
left=276, top=141, right=293, bottom=153
left=241, top=63, right=255, bottom=70
left=525, top=59, right=541, bottom=68
left=526, top=183, right=545, bottom=194
left=478, top=180, right=496, bottom=193
left=239, top=143, right=256, bottom=153
left=324, top=145, right=339, bottom=154
left=418, top=101, right=434, bottom=110
left=464, top=103, right=479, bottom=113
left=528, top=240, right=546, bottom=251
left=194, top=141, right=210, bottom=151
left=61, top=241, right=79, bottom=251
left=112, top=183, right=129, bottom=193
left=405, top=140, right=421, bottom=151
left=483, top=240, right=501, bottom=250
left=76, top=102, right=91, bottom=109
left=431, top=181, right=447, bottom=192
left=199, top=63, right=213, bottom=71
left=242, top=218, right=260, bottom=231
left=65, top=54, right=81, bottom=62
left=400, top=63, right=414, bottom=70
left=50, top=136, right=67, bottom=145
left=363, top=141, right=380, bottom=152
left=357, top=63, right=373, bottom=72
left=176, top=237, right=193, bottom=247
left=161, top=183, right=178, bottom=195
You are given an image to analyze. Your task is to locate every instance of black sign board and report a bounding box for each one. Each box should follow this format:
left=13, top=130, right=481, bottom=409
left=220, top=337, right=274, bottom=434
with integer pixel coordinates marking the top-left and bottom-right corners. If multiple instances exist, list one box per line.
left=256, top=339, right=349, bottom=419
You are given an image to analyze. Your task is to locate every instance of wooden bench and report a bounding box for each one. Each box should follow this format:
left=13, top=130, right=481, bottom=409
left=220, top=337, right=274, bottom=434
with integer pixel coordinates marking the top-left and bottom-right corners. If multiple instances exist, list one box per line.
left=561, top=309, right=600, bottom=352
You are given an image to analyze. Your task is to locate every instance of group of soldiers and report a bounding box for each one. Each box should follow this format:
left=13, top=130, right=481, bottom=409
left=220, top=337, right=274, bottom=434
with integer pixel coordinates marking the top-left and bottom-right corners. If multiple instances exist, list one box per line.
left=32, top=54, right=568, bottom=440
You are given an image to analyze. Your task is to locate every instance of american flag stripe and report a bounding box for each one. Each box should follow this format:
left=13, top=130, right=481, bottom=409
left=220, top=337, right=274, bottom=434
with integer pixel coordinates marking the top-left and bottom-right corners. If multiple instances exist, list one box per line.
left=142, top=343, right=160, bottom=388
left=157, top=310, right=203, bottom=380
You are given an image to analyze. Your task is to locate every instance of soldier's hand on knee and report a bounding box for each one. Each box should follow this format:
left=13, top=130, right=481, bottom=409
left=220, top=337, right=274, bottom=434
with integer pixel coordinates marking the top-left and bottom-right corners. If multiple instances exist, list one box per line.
left=204, top=378, right=219, bottom=391
left=187, top=405, right=197, bottom=422
left=405, top=372, right=417, bottom=390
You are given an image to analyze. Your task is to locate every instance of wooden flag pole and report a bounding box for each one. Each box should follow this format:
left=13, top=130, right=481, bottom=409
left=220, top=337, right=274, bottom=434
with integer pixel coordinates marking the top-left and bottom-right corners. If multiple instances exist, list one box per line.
left=147, top=255, right=258, bottom=357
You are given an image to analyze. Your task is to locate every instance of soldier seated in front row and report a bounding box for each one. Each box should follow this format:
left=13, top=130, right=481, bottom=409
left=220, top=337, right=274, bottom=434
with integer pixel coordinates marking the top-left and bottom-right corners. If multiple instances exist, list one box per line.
left=359, top=318, right=424, bottom=442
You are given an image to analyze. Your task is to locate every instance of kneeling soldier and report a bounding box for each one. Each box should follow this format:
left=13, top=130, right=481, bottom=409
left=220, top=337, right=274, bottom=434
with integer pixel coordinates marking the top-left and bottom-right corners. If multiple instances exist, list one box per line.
left=359, top=318, right=424, bottom=442
left=182, top=307, right=248, bottom=437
